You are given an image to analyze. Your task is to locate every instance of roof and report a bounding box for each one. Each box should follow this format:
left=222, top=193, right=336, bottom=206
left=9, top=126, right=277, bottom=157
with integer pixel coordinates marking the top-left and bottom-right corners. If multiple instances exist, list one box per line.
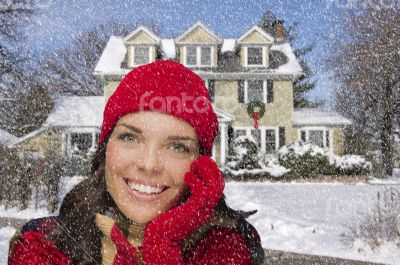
left=293, top=109, right=352, bottom=127
left=221, top=39, right=236, bottom=53
left=94, top=36, right=128, bottom=75
left=270, top=43, right=303, bottom=75
left=9, top=127, right=46, bottom=147
left=43, top=96, right=104, bottom=128
left=0, top=128, right=18, bottom=146
left=94, top=22, right=302, bottom=77
left=160, top=39, right=176, bottom=59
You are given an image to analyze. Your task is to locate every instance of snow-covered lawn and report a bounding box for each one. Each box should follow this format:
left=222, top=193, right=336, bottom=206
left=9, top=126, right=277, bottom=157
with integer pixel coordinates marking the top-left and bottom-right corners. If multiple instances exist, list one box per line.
left=1, top=178, right=399, bottom=264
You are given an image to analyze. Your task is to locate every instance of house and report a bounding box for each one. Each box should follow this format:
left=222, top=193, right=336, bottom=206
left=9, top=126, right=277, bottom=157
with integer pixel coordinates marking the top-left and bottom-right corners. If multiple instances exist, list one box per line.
left=93, top=20, right=351, bottom=165
left=11, top=20, right=352, bottom=167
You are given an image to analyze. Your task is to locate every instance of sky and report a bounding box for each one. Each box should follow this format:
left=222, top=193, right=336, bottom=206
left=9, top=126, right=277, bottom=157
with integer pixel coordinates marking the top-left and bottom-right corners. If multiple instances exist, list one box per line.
left=21, top=0, right=352, bottom=108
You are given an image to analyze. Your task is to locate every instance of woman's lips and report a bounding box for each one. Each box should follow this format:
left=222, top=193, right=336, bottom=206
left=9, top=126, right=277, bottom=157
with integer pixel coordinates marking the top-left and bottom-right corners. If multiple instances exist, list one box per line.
left=123, top=178, right=169, bottom=202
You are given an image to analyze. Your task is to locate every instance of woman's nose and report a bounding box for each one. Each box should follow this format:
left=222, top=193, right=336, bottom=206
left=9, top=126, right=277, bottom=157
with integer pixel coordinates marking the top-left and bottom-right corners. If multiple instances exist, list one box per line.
left=135, top=145, right=164, bottom=174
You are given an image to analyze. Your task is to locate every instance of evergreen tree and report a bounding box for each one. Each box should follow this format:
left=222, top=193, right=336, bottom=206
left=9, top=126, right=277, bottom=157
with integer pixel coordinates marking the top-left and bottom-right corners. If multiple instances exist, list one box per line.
left=258, top=10, right=319, bottom=108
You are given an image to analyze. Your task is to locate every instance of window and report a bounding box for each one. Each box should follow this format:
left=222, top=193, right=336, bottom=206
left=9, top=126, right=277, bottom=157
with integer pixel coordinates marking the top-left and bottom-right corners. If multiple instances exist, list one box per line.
left=71, top=133, right=92, bottom=153
left=235, top=129, right=247, bottom=138
left=201, top=47, right=211, bottom=65
left=186, top=46, right=197, bottom=65
left=265, top=129, right=276, bottom=153
left=300, top=129, right=331, bottom=149
left=185, top=46, right=212, bottom=66
left=250, top=129, right=261, bottom=146
left=247, top=47, right=263, bottom=65
left=247, top=80, right=263, bottom=102
left=309, top=130, right=324, bottom=147
left=133, top=46, right=150, bottom=66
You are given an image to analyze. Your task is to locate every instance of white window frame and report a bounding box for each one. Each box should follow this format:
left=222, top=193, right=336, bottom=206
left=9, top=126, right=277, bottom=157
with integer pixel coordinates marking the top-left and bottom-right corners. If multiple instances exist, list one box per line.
left=244, top=46, right=266, bottom=67
left=131, top=45, right=151, bottom=66
left=62, top=127, right=100, bottom=156
left=298, top=127, right=332, bottom=151
left=233, top=126, right=279, bottom=153
left=244, top=80, right=267, bottom=103
left=184, top=45, right=213, bottom=67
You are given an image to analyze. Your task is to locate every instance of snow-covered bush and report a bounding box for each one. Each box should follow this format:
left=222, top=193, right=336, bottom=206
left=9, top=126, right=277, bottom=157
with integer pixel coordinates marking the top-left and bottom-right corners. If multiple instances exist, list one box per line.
left=340, top=187, right=400, bottom=251
left=278, top=142, right=371, bottom=178
left=278, top=142, right=332, bottom=178
left=223, top=135, right=288, bottom=180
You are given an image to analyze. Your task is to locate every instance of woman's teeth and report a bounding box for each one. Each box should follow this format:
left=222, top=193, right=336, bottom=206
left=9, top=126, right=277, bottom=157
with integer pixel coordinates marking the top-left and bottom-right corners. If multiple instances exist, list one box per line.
left=127, top=181, right=164, bottom=194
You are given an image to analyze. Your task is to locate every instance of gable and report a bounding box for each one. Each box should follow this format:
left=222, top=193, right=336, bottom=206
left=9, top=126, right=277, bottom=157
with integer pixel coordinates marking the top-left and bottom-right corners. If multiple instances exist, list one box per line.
left=179, top=26, right=219, bottom=43
left=125, top=30, right=158, bottom=43
left=240, top=30, right=270, bottom=43
left=124, top=26, right=160, bottom=44
left=238, top=26, right=274, bottom=44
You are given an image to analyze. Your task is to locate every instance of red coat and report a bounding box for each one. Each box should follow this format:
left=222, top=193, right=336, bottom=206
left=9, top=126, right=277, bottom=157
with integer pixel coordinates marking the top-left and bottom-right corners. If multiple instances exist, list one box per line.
left=8, top=216, right=262, bottom=264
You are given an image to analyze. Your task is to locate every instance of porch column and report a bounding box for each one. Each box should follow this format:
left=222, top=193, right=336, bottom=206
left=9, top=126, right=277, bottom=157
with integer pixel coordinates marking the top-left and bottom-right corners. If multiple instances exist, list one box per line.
left=220, top=123, right=227, bottom=165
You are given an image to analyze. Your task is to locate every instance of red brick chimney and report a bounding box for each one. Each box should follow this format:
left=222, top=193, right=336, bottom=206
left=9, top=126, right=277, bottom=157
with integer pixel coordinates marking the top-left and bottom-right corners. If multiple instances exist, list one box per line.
left=273, top=20, right=285, bottom=42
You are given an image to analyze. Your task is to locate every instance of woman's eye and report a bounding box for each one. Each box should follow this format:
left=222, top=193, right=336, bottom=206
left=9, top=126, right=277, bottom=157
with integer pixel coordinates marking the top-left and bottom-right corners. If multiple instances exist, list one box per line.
left=169, top=143, right=190, bottom=153
left=118, top=133, right=138, bottom=142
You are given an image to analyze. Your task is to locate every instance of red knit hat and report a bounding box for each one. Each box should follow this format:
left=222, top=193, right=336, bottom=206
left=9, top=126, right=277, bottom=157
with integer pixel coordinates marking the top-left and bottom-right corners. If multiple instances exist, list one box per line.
left=98, top=60, right=219, bottom=156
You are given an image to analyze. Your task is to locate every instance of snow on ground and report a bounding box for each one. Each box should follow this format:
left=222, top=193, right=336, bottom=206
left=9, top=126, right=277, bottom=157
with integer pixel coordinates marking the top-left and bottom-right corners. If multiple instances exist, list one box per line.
left=0, top=226, right=15, bottom=264
left=225, top=182, right=400, bottom=265
left=1, top=177, right=399, bottom=264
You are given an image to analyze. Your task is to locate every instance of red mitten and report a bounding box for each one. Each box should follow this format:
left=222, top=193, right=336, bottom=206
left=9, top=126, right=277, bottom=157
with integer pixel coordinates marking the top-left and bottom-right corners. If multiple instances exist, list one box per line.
left=141, top=155, right=225, bottom=265
left=96, top=214, right=138, bottom=265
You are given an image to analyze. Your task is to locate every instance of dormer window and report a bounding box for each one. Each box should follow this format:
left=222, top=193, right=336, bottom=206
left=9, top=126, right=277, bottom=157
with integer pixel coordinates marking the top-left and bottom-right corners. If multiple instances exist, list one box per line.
left=185, top=46, right=212, bottom=66
left=246, top=46, right=264, bottom=66
left=132, top=46, right=150, bottom=66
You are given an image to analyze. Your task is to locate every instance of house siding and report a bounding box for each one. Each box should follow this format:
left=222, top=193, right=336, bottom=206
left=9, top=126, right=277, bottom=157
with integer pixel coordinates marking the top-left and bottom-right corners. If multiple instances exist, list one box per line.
left=16, top=129, right=62, bottom=156
left=333, top=128, right=344, bottom=155
left=104, top=81, right=120, bottom=102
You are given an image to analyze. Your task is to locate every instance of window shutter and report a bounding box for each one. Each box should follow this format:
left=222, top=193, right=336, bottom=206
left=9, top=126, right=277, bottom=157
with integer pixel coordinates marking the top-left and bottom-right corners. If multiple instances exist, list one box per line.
left=325, top=130, right=330, bottom=148
left=279, top=127, right=286, bottom=148
left=208, top=80, right=215, bottom=102
left=301, top=130, right=306, bottom=142
left=238, top=80, right=244, bottom=103
left=267, top=80, right=274, bottom=103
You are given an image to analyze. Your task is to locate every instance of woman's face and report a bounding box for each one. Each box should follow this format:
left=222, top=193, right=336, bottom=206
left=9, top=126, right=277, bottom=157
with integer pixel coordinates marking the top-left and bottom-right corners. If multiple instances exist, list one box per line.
left=105, top=111, right=200, bottom=223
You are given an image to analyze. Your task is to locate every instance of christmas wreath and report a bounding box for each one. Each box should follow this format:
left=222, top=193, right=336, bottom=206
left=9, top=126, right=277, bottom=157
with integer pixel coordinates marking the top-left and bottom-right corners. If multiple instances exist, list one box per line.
left=247, top=100, right=266, bottom=118
left=247, top=101, right=265, bottom=129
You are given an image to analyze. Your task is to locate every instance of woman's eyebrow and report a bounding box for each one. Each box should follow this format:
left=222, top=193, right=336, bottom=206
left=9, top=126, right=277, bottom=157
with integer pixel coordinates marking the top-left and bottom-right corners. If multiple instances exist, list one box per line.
left=166, top=136, right=197, bottom=142
left=118, top=124, right=142, bottom=134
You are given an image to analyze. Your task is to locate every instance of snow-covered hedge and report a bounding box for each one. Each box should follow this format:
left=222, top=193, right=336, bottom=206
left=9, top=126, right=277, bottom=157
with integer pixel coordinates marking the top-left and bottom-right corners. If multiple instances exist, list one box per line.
left=279, top=142, right=371, bottom=178
left=223, top=139, right=371, bottom=180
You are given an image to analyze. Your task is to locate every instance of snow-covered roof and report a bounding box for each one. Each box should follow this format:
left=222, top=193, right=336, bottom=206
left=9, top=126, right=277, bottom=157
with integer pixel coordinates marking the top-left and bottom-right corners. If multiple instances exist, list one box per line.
left=123, top=26, right=160, bottom=43
left=43, top=96, right=104, bottom=128
left=94, top=36, right=128, bottom=75
left=270, top=43, right=303, bottom=75
left=293, top=109, right=352, bottom=127
left=221, top=39, right=236, bottom=53
left=160, top=39, right=176, bottom=59
left=0, top=128, right=18, bottom=146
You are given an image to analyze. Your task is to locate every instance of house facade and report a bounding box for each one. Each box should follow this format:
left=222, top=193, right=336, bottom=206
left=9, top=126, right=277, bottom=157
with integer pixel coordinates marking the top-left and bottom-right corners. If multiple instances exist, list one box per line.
left=93, top=21, right=351, bottom=165
left=10, top=21, right=353, bottom=167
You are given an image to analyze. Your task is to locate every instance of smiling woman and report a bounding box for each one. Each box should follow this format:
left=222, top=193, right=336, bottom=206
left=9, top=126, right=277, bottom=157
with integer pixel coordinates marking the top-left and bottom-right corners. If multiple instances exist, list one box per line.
left=8, top=61, right=264, bottom=265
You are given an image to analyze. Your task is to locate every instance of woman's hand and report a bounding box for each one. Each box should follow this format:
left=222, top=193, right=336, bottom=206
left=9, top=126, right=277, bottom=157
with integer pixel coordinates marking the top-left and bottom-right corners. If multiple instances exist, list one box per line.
left=141, top=155, right=225, bottom=264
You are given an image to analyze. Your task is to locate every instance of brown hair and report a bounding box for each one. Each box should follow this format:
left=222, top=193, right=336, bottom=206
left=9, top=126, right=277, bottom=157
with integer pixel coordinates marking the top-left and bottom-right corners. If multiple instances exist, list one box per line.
left=51, top=140, right=115, bottom=264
